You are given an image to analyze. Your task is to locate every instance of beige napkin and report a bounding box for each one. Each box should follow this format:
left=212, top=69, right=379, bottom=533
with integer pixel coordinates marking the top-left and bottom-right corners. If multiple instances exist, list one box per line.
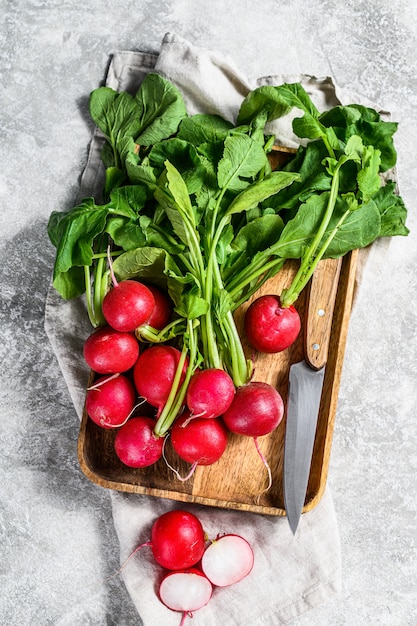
left=44, top=32, right=392, bottom=625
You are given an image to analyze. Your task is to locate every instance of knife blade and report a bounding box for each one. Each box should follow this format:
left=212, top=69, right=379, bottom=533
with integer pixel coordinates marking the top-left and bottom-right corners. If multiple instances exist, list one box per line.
left=284, top=257, right=343, bottom=534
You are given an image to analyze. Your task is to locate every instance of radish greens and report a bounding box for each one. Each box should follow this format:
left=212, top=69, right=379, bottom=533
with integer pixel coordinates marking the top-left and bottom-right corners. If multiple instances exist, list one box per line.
left=48, top=72, right=409, bottom=436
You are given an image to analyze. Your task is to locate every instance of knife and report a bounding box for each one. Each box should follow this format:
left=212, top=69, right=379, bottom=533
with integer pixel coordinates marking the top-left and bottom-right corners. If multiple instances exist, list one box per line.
left=283, top=256, right=343, bottom=534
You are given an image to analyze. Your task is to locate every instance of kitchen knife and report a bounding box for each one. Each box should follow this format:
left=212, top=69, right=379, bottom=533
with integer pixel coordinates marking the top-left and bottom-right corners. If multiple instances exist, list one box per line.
left=284, top=257, right=343, bottom=534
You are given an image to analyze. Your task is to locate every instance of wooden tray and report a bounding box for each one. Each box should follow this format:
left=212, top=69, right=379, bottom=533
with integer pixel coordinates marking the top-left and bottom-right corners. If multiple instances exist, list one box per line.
left=77, top=248, right=358, bottom=516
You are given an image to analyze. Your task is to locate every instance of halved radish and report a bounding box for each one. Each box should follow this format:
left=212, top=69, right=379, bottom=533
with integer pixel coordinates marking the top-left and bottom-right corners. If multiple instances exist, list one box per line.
left=159, top=568, right=212, bottom=614
left=201, top=534, right=254, bottom=587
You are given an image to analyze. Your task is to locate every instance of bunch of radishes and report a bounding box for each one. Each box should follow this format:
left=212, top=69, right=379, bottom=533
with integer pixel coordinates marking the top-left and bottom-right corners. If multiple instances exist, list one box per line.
left=82, top=273, right=299, bottom=484
left=123, top=509, right=254, bottom=624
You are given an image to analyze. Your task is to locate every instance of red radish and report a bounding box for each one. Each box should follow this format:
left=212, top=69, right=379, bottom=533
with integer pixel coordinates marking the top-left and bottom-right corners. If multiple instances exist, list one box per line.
left=117, top=510, right=206, bottom=579
left=201, top=534, right=254, bottom=587
left=114, top=416, right=163, bottom=468
left=159, top=568, right=212, bottom=618
left=244, top=294, right=301, bottom=353
left=86, top=374, right=136, bottom=429
left=144, top=284, right=173, bottom=330
left=186, top=368, right=235, bottom=419
left=83, top=326, right=139, bottom=374
left=150, top=510, right=206, bottom=570
left=102, top=279, right=155, bottom=332
left=171, top=412, right=228, bottom=468
left=133, top=345, right=188, bottom=415
left=222, top=381, right=284, bottom=437
left=222, top=382, right=284, bottom=495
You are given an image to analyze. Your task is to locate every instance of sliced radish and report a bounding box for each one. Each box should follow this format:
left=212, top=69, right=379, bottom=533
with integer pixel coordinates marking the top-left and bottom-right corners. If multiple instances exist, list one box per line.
left=159, top=568, right=212, bottom=613
left=201, top=534, right=254, bottom=587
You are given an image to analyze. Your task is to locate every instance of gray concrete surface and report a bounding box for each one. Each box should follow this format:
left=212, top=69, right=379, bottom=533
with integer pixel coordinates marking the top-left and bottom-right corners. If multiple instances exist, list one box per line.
left=1, top=1, right=416, bottom=624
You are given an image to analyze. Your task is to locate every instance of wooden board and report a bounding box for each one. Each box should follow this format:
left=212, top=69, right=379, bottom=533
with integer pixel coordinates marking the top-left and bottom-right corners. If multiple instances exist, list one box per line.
left=77, top=248, right=358, bottom=516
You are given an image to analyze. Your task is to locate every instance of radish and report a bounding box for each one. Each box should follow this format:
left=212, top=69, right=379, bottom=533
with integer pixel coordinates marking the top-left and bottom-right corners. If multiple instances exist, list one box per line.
left=133, top=345, right=188, bottom=415
left=119, top=509, right=206, bottom=571
left=222, top=381, right=284, bottom=495
left=85, top=374, right=136, bottom=429
left=83, top=326, right=140, bottom=374
left=150, top=509, right=206, bottom=570
left=102, top=279, right=155, bottom=332
left=244, top=294, right=301, bottom=353
left=170, top=412, right=228, bottom=475
left=201, top=534, right=254, bottom=587
left=144, top=284, right=173, bottom=330
left=186, top=368, right=235, bottom=419
left=222, top=381, right=284, bottom=437
left=159, top=568, right=212, bottom=622
left=114, top=416, right=164, bottom=468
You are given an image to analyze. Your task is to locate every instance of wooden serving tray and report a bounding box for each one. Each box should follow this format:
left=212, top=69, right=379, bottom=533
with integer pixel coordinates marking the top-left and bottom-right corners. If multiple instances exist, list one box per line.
left=77, top=248, right=358, bottom=516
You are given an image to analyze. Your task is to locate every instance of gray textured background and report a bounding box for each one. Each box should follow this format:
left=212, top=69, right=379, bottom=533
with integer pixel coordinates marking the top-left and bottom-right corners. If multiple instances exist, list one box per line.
left=1, top=1, right=416, bottom=624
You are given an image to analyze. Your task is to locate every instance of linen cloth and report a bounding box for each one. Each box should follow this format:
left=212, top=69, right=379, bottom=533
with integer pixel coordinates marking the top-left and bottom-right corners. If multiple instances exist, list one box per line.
left=44, top=33, right=389, bottom=625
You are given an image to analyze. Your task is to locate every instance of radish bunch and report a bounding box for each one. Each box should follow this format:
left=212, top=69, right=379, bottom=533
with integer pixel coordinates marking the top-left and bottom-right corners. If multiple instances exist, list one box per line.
left=123, top=509, right=254, bottom=625
left=82, top=276, right=285, bottom=491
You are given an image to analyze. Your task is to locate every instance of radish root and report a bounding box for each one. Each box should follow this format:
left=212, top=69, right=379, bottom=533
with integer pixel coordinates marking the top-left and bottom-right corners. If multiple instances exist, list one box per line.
left=253, top=437, right=273, bottom=504
left=179, top=611, right=193, bottom=626
left=162, top=437, right=199, bottom=481
left=98, top=397, right=147, bottom=429
left=104, top=540, right=152, bottom=581
left=87, top=373, right=120, bottom=391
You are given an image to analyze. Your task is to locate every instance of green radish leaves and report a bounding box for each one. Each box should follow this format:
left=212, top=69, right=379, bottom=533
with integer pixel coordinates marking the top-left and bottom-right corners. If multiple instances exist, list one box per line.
left=217, top=134, right=268, bottom=191
left=48, top=72, right=408, bottom=378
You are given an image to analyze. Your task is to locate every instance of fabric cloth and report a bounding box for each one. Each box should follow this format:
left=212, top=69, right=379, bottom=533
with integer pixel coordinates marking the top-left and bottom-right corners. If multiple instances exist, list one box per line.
left=44, top=32, right=391, bottom=625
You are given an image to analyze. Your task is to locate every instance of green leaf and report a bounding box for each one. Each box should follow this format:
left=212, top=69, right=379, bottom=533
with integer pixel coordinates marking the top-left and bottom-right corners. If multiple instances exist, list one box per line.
left=104, top=167, right=126, bottom=195
left=126, top=158, right=158, bottom=190
left=357, top=145, right=382, bottom=202
left=373, top=181, right=410, bottom=237
left=139, top=215, right=185, bottom=255
left=48, top=201, right=109, bottom=266
left=47, top=200, right=109, bottom=298
left=149, top=138, right=206, bottom=195
left=164, top=160, right=194, bottom=217
left=272, top=192, right=382, bottom=261
left=217, top=134, right=268, bottom=191
left=105, top=217, right=146, bottom=250
left=232, top=213, right=285, bottom=257
left=174, top=286, right=209, bottom=319
left=52, top=266, right=86, bottom=300
left=225, top=171, right=300, bottom=217
left=222, top=213, right=285, bottom=281
left=271, top=141, right=331, bottom=210
left=177, top=114, right=234, bottom=145
left=134, top=73, right=187, bottom=146
left=272, top=193, right=329, bottom=259
left=89, top=88, right=142, bottom=153
left=154, top=161, right=196, bottom=247
left=237, top=84, right=295, bottom=126
left=324, top=198, right=381, bottom=256
left=109, top=185, right=147, bottom=217
left=320, top=104, right=398, bottom=171
left=215, top=223, right=235, bottom=265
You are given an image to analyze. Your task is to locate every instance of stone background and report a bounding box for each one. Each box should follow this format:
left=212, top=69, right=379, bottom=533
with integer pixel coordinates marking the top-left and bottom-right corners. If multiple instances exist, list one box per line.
left=1, top=1, right=416, bottom=624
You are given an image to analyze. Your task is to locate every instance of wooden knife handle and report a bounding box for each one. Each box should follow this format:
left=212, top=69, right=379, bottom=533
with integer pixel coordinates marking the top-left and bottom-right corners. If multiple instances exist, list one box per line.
left=304, top=257, right=343, bottom=371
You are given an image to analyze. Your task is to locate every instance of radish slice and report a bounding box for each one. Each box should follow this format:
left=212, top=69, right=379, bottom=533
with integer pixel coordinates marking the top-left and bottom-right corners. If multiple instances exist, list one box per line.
left=159, top=568, right=213, bottom=612
left=201, top=534, right=254, bottom=587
